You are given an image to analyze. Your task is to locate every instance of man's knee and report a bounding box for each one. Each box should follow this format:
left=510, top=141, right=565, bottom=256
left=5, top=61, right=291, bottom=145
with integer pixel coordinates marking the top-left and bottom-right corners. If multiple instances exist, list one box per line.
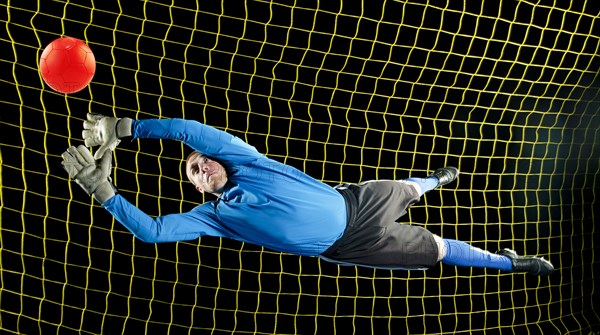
left=433, top=234, right=446, bottom=262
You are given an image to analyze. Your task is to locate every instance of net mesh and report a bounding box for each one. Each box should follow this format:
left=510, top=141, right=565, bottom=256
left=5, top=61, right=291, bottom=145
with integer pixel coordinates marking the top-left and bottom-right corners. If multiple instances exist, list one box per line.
left=1, top=0, right=599, bottom=334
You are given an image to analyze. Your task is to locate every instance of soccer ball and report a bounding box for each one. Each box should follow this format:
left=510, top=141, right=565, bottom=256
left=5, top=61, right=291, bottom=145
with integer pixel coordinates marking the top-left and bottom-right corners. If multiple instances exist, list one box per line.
left=39, top=37, right=96, bottom=94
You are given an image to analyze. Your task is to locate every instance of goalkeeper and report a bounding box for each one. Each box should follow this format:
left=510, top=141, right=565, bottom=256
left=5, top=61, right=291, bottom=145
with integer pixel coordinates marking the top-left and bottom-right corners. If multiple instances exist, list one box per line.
left=61, top=114, right=554, bottom=275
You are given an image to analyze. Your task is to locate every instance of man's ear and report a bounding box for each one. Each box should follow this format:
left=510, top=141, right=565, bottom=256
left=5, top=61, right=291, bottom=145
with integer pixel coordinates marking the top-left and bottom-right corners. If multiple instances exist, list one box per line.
left=195, top=185, right=204, bottom=194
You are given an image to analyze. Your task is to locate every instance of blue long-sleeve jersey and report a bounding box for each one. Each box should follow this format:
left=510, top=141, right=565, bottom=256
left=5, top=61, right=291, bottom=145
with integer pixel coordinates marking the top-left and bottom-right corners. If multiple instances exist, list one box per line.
left=102, top=119, right=347, bottom=256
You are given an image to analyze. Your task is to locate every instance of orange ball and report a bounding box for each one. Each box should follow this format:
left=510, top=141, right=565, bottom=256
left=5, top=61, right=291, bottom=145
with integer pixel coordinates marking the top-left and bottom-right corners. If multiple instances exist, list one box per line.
left=39, top=37, right=96, bottom=94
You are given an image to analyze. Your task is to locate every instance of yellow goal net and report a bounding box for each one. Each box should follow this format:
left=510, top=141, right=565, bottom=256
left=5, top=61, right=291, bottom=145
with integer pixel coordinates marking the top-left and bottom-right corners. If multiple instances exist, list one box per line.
left=1, top=0, right=599, bottom=334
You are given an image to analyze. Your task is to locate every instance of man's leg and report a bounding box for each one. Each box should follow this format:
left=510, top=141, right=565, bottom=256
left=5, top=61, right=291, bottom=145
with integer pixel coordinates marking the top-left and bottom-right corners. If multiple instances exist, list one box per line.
left=433, top=234, right=554, bottom=276
left=403, top=167, right=553, bottom=276
left=433, top=235, right=513, bottom=271
left=406, top=167, right=459, bottom=196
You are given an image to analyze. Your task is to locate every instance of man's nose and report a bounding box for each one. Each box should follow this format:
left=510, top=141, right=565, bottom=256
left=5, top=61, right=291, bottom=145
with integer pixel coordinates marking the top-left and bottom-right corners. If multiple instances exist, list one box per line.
left=201, top=164, right=210, bottom=172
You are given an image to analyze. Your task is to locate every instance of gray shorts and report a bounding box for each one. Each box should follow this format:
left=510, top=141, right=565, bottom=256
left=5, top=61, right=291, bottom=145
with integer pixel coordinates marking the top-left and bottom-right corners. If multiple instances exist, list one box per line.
left=320, top=180, right=439, bottom=270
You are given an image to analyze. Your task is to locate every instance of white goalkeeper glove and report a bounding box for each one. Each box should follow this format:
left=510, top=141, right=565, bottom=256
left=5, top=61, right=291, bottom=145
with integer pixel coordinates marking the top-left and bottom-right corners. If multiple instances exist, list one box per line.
left=82, top=113, right=132, bottom=160
left=61, top=145, right=116, bottom=203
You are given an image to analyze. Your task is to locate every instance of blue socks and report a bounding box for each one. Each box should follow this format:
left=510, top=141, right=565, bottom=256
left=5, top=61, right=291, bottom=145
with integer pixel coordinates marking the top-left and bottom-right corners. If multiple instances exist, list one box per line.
left=406, top=177, right=439, bottom=196
left=441, top=239, right=513, bottom=271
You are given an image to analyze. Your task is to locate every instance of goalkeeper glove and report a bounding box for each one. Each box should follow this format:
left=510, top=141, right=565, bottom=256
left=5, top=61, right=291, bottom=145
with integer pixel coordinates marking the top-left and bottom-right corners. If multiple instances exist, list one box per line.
left=61, top=145, right=116, bottom=203
left=82, top=113, right=132, bottom=160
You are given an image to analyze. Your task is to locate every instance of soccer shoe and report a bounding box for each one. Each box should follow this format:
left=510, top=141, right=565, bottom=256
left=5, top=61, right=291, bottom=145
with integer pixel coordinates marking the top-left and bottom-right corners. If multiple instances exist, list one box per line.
left=496, top=248, right=554, bottom=276
left=430, top=167, right=459, bottom=186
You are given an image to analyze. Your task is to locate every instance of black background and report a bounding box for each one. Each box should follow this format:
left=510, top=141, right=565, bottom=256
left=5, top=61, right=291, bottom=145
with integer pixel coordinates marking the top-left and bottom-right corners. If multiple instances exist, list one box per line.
left=1, top=1, right=599, bottom=334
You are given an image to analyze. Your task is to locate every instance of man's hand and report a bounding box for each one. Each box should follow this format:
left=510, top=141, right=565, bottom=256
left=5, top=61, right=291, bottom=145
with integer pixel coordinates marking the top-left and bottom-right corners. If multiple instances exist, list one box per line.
left=61, top=145, right=116, bottom=203
left=82, top=113, right=131, bottom=159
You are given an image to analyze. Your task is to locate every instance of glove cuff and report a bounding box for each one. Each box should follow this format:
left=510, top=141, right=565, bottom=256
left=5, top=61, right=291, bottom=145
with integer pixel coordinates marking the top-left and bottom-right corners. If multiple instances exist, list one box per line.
left=93, top=180, right=117, bottom=204
left=116, top=118, right=133, bottom=138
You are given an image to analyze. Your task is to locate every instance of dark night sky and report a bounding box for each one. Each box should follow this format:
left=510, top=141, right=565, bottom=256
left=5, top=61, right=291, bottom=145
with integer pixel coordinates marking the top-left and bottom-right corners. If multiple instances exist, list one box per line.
left=1, top=1, right=599, bottom=334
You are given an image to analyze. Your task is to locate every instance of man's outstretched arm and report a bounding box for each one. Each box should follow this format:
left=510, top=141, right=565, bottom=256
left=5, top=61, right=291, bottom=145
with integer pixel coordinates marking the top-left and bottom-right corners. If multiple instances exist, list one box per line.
left=82, top=114, right=261, bottom=165
left=62, top=144, right=226, bottom=243
left=102, top=195, right=224, bottom=243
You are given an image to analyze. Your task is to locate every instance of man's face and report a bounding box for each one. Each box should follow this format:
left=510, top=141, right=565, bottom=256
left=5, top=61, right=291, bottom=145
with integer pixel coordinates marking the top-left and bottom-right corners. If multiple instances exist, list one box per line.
left=186, top=152, right=228, bottom=195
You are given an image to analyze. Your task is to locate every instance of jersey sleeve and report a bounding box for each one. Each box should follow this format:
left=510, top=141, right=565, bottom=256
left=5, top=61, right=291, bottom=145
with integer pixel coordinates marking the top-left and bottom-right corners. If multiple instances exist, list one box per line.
left=102, top=194, right=226, bottom=243
left=131, top=118, right=261, bottom=165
